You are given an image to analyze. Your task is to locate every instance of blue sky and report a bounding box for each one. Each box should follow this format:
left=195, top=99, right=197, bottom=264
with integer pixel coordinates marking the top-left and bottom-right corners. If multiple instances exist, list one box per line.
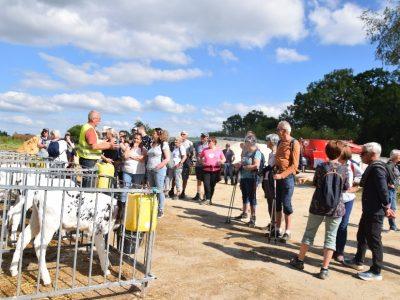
left=0, top=0, right=390, bottom=137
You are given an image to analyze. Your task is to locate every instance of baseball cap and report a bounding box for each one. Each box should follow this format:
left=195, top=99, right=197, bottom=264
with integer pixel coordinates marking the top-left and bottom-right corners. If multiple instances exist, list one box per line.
left=102, top=126, right=112, bottom=133
left=200, top=132, right=209, bottom=137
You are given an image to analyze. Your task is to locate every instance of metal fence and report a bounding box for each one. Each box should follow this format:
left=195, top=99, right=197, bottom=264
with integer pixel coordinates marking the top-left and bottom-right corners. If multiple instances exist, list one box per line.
left=0, top=164, right=158, bottom=299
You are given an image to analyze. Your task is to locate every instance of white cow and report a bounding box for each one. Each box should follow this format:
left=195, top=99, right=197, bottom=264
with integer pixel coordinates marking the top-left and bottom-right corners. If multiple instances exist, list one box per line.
left=6, top=173, right=77, bottom=242
left=10, top=189, right=117, bottom=285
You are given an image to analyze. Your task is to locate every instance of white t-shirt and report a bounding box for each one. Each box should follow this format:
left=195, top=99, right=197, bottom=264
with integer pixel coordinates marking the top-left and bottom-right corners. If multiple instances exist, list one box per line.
left=172, top=145, right=186, bottom=165
left=123, top=147, right=146, bottom=174
left=54, top=140, right=68, bottom=164
left=147, top=142, right=169, bottom=170
left=182, top=139, right=193, bottom=151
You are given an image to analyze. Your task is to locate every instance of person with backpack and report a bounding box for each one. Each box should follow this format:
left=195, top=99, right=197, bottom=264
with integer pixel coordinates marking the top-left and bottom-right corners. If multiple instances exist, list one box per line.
left=386, top=149, right=400, bottom=231
left=47, top=130, right=69, bottom=165
left=146, top=128, right=170, bottom=218
left=274, top=121, right=300, bottom=242
left=233, top=135, right=262, bottom=227
left=289, top=141, right=349, bottom=279
left=333, top=147, right=363, bottom=264
left=179, top=131, right=194, bottom=199
left=199, top=136, right=225, bottom=205
left=343, top=142, right=395, bottom=281
left=165, top=137, right=187, bottom=199
left=262, top=133, right=280, bottom=232
left=344, top=142, right=395, bottom=281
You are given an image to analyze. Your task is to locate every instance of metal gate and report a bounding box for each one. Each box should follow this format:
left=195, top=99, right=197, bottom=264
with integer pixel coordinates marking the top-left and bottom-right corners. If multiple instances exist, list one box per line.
left=0, top=165, right=157, bottom=299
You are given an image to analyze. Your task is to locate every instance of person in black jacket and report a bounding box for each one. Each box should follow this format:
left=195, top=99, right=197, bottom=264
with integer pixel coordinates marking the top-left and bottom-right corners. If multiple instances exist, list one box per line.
left=344, top=142, right=395, bottom=281
left=386, top=150, right=400, bottom=230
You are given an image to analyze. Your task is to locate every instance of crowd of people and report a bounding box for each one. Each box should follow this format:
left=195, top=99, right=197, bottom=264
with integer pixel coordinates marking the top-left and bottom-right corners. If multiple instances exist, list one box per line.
left=36, top=110, right=399, bottom=282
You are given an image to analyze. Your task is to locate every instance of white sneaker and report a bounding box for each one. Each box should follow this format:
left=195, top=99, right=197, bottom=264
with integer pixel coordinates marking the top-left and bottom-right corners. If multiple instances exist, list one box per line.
left=357, top=271, right=382, bottom=281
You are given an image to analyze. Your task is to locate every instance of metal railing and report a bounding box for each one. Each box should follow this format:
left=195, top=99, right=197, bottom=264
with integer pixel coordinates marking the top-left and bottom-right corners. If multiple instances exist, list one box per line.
left=0, top=163, right=157, bottom=299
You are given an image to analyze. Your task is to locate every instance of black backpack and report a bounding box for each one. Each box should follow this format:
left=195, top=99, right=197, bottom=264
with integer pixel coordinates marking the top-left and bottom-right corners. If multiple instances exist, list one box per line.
left=310, top=163, right=343, bottom=216
left=47, top=141, right=60, bottom=158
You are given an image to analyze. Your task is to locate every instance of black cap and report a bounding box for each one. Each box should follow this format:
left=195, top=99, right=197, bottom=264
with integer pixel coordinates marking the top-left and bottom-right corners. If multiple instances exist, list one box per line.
left=200, top=132, right=209, bottom=137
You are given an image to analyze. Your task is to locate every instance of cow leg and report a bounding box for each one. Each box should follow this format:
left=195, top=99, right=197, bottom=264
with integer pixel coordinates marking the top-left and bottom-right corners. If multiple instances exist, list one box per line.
left=10, top=213, right=40, bottom=276
left=33, top=224, right=58, bottom=286
left=94, top=233, right=110, bottom=276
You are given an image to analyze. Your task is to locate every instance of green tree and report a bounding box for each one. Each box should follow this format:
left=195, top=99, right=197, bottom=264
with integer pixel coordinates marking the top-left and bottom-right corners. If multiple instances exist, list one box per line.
left=222, top=114, right=243, bottom=136
left=362, top=4, right=400, bottom=67
left=67, top=124, right=82, bottom=143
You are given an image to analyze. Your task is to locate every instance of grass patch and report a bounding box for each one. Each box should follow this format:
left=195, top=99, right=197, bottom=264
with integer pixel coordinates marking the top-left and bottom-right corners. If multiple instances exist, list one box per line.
left=0, top=136, right=25, bottom=151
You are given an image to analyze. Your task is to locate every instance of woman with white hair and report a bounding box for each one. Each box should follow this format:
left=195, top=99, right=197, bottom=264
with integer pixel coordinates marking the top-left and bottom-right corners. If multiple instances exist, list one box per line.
left=262, top=133, right=280, bottom=231
left=386, top=149, right=400, bottom=230
left=47, top=129, right=68, bottom=165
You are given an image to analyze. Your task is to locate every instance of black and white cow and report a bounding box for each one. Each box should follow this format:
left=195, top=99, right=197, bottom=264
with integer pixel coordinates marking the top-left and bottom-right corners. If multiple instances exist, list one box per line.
left=10, top=189, right=118, bottom=285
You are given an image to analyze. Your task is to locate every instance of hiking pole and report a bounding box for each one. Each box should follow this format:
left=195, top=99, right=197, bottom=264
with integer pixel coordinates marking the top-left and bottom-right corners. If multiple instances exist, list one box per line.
left=226, top=170, right=239, bottom=224
left=268, top=178, right=278, bottom=244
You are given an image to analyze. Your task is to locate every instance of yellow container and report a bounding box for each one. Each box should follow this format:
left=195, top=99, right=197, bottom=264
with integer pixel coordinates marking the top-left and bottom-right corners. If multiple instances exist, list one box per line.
left=96, top=162, right=115, bottom=188
left=125, top=193, right=158, bottom=232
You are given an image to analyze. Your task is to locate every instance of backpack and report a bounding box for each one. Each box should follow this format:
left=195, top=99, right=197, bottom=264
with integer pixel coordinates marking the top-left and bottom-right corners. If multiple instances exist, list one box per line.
left=310, top=163, right=343, bottom=216
left=47, top=141, right=60, bottom=158
left=250, top=150, right=265, bottom=177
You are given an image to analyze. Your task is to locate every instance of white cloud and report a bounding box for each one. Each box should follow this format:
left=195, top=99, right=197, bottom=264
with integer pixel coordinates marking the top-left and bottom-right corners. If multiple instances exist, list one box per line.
left=220, top=102, right=289, bottom=118
left=276, top=47, right=309, bottom=63
left=145, top=95, right=196, bottom=114
left=21, top=72, right=66, bottom=90
left=0, top=0, right=307, bottom=63
left=1, top=115, right=44, bottom=126
left=208, top=46, right=239, bottom=63
left=26, top=53, right=206, bottom=88
left=0, top=91, right=62, bottom=112
left=309, top=3, right=367, bottom=45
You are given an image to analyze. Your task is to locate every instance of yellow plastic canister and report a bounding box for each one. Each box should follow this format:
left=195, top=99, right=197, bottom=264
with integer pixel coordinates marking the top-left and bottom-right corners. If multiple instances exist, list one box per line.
left=96, top=162, right=115, bottom=188
left=125, top=193, right=158, bottom=232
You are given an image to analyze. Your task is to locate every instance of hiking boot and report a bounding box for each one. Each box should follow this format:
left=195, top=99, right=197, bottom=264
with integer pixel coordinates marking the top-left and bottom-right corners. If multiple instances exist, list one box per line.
left=280, top=232, right=291, bottom=243
left=343, top=258, right=364, bottom=271
left=318, top=268, right=329, bottom=280
left=248, top=216, right=256, bottom=228
left=234, top=212, right=248, bottom=220
left=157, top=210, right=164, bottom=219
left=192, top=193, right=201, bottom=201
left=168, top=190, right=174, bottom=198
left=267, top=228, right=282, bottom=239
left=289, top=257, right=304, bottom=270
left=179, top=192, right=186, bottom=200
left=357, top=271, right=382, bottom=281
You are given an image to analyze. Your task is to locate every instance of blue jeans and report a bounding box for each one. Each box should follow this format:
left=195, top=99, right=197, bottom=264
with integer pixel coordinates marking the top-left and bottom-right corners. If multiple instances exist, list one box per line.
left=224, top=163, right=234, bottom=183
left=388, top=188, right=397, bottom=229
left=147, top=168, right=167, bottom=211
left=240, top=178, right=257, bottom=206
left=335, top=200, right=354, bottom=256
left=276, top=174, right=295, bottom=215
left=122, top=172, right=145, bottom=203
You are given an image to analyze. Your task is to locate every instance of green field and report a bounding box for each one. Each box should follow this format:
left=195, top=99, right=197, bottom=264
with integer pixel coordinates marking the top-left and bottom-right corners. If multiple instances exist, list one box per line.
left=0, top=136, right=24, bottom=151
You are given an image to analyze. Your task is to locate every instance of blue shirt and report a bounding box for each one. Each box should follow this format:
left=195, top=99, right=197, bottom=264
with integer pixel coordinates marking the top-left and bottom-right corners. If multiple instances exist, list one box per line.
left=240, top=150, right=261, bottom=179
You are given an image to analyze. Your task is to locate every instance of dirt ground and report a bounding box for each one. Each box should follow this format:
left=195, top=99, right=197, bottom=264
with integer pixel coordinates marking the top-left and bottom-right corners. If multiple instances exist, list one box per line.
left=2, top=173, right=400, bottom=299
left=142, top=174, right=400, bottom=300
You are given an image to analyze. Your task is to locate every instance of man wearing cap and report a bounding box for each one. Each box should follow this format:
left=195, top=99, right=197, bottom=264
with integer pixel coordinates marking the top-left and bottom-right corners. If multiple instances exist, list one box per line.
left=223, top=143, right=235, bottom=185
left=192, top=133, right=209, bottom=201
left=77, top=110, right=118, bottom=186
left=179, top=131, right=194, bottom=199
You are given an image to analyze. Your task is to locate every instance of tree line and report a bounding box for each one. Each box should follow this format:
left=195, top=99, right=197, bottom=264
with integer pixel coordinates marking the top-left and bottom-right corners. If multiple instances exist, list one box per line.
left=210, top=68, right=400, bottom=155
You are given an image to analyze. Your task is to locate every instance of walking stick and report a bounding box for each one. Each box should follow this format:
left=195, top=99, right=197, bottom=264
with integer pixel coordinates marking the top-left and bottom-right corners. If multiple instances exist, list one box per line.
left=226, top=170, right=240, bottom=224
left=268, top=178, right=278, bottom=244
